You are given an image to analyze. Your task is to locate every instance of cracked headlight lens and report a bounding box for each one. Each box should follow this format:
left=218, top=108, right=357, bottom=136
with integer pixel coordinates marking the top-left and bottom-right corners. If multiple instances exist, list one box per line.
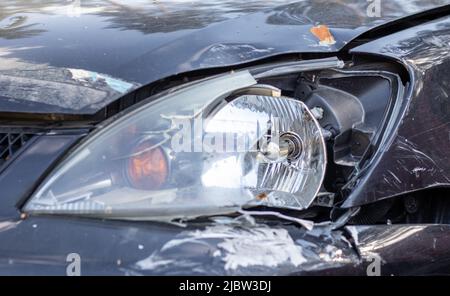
left=25, top=71, right=326, bottom=221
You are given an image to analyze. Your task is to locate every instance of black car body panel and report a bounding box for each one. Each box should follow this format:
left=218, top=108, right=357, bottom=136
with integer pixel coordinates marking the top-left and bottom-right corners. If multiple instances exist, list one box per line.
left=1, top=1, right=450, bottom=276
left=1, top=216, right=450, bottom=275
left=0, top=131, right=86, bottom=218
left=343, top=15, right=450, bottom=207
left=1, top=0, right=450, bottom=114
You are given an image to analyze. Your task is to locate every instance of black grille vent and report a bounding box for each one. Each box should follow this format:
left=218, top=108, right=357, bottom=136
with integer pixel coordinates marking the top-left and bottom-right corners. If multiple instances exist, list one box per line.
left=0, top=133, right=34, bottom=166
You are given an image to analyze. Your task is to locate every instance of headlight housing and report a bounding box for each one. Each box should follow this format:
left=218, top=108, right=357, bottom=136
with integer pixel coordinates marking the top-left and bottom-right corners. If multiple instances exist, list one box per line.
left=24, top=71, right=327, bottom=221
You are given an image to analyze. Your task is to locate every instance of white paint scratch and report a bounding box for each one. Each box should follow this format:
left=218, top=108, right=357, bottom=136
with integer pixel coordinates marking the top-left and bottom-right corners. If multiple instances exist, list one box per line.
left=136, top=225, right=307, bottom=271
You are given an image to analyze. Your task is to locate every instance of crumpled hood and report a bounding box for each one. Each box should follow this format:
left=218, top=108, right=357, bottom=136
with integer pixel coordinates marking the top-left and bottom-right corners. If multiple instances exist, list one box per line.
left=0, top=0, right=449, bottom=115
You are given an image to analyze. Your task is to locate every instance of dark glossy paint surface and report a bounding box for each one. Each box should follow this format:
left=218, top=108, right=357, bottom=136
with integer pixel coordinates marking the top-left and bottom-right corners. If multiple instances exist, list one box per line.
left=1, top=216, right=450, bottom=275
left=344, top=16, right=450, bottom=207
left=0, top=218, right=357, bottom=275
left=0, top=133, right=84, bottom=219
left=1, top=0, right=449, bottom=114
left=345, top=225, right=450, bottom=275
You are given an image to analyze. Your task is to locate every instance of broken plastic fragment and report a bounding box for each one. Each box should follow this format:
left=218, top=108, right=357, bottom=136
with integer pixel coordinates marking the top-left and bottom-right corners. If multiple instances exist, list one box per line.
left=238, top=210, right=314, bottom=231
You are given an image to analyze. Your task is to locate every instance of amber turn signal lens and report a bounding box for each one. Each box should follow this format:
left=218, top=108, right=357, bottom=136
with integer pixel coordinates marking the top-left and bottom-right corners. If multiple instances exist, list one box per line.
left=127, top=142, right=168, bottom=190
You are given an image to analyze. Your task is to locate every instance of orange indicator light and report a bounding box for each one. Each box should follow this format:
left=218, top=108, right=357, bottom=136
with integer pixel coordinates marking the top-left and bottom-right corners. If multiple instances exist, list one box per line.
left=127, top=142, right=168, bottom=190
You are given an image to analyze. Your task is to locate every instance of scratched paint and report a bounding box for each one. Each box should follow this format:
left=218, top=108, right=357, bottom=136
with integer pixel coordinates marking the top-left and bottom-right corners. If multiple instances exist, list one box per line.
left=136, top=225, right=307, bottom=271
left=68, top=69, right=134, bottom=94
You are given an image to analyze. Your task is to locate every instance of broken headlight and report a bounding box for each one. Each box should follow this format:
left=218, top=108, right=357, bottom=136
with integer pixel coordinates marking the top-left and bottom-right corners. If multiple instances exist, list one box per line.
left=24, top=71, right=326, bottom=221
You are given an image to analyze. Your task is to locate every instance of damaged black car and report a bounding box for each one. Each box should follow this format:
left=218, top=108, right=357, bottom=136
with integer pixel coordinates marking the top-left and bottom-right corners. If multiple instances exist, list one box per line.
left=0, top=0, right=450, bottom=276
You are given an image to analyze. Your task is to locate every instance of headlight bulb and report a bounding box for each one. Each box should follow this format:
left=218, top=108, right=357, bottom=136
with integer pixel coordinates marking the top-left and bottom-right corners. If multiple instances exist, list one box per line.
left=258, top=132, right=304, bottom=163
